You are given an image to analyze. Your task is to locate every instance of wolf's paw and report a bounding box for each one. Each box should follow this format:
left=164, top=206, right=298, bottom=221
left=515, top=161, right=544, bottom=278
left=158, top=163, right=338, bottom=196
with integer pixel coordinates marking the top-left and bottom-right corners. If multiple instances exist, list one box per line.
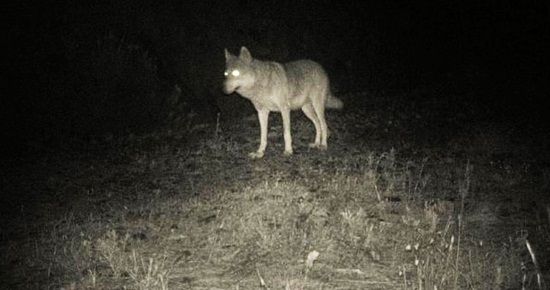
left=308, top=143, right=320, bottom=149
left=283, top=149, right=293, bottom=156
left=248, top=151, right=265, bottom=159
left=309, top=143, right=327, bottom=151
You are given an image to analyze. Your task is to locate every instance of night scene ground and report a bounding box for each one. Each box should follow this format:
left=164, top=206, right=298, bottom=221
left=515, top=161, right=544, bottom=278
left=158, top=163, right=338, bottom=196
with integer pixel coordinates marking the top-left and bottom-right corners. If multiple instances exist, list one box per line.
left=2, top=1, right=550, bottom=289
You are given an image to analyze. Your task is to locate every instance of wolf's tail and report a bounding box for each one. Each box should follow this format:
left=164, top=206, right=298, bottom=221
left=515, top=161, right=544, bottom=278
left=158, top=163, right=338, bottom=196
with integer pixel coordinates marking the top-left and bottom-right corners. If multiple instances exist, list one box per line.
left=326, top=94, right=344, bottom=109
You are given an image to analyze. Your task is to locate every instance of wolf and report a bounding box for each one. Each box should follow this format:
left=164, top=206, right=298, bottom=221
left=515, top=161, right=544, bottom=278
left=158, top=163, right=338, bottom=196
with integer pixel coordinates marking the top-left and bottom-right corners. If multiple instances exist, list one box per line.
left=223, top=47, right=343, bottom=158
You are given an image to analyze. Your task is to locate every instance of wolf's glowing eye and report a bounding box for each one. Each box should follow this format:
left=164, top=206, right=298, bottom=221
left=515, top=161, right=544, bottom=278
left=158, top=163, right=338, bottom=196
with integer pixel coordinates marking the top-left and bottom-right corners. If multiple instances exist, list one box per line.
left=224, top=71, right=229, bottom=76
left=231, top=70, right=240, bottom=77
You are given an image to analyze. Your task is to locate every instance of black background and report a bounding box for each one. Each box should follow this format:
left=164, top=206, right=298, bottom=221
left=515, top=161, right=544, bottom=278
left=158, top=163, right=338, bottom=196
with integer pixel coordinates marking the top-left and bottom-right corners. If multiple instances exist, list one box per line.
left=4, top=0, right=550, bottom=157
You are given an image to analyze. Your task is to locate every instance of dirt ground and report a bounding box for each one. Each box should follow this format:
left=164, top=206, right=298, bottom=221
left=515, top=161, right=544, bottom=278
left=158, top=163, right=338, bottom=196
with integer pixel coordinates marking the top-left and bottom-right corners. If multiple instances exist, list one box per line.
left=1, top=88, right=549, bottom=289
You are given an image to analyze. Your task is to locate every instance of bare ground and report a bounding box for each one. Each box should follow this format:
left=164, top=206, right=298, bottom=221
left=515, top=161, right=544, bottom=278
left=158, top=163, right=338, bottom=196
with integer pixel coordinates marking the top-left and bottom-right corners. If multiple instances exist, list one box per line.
left=1, top=89, right=549, bottom=289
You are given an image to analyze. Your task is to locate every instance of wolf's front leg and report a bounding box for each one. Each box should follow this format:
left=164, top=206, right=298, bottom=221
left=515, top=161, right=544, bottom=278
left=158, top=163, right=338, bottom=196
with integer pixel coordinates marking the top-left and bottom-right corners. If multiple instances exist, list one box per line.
left=249, top=109, right=269, bottom=159
left=281, top=109, right=293, bottom=156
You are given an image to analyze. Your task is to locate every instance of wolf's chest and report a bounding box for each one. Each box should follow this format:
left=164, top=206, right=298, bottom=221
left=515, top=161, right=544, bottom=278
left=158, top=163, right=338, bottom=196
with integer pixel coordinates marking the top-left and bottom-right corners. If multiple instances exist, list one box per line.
left=248, top=93, right=289, bottom=111
left=249, top=91, right=310, bottom=111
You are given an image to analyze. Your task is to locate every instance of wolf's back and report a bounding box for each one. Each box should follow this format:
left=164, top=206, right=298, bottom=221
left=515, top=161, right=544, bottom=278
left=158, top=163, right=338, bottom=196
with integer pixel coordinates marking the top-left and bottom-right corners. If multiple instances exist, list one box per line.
left=283, top=60, right=327, bottom=90
left=283, top=60, right=343, bottom=110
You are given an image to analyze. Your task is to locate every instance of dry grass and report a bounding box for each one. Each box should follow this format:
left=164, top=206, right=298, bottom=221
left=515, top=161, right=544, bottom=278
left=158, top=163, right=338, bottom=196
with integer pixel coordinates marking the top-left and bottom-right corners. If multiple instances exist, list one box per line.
left=2, top=92, right=549, bottom=289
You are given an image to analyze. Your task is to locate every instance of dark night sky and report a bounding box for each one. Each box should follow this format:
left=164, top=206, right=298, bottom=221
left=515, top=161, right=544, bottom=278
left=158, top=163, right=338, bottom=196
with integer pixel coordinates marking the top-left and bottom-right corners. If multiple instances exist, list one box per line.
left=4, top=1, right=550, bottom=156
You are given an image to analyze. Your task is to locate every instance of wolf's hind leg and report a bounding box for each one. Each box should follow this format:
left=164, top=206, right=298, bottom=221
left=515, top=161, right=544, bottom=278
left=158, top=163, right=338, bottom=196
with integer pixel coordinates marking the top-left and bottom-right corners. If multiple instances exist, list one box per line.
left=312, top=98, right=328, bottom=150
left=302, top=103, right=321, bottom=148
left=281, top=108, right=293, bottom=156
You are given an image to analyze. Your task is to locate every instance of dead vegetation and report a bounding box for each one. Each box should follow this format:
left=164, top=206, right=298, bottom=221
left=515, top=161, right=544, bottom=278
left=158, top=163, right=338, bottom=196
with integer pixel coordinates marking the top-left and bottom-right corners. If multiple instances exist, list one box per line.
left=1, top=91, right=549, bottom=289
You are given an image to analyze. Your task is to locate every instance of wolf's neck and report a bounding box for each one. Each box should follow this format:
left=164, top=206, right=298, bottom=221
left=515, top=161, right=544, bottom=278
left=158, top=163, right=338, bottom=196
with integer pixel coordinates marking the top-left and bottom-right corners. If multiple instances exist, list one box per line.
left=237, top=60, right=284, bottom=100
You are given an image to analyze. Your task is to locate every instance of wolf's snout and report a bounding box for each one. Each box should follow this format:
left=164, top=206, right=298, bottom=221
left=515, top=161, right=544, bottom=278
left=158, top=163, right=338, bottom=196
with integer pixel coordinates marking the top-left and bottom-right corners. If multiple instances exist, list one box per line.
left=222, top=84, right=234, bottom=94
left=223, top=80, right=239, bottom=94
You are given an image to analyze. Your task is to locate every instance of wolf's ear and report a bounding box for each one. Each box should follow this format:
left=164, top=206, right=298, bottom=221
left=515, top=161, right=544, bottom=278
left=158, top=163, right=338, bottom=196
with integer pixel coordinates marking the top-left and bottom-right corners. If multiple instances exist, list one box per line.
left=224, top=48, right=231, bottom=61
left=239, top=46, right=252, bottom=63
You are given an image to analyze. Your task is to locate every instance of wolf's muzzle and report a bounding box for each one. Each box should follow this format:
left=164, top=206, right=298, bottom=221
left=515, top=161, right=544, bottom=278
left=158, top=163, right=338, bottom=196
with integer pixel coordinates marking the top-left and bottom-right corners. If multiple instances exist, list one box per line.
left=222, top=82, right=238, bottom=94
left=222, top=86, right=234, bottom=94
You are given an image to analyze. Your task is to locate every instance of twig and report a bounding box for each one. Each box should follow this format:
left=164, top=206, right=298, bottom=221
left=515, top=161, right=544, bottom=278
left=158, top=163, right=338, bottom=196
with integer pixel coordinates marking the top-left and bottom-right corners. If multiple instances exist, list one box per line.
left=526, top=239, right=546, bottom=290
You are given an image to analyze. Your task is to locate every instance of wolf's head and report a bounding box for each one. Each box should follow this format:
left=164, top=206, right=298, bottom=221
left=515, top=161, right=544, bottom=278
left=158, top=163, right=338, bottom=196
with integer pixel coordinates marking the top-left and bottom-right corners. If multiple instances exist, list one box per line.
left=223, top=47, right=255, bottom=95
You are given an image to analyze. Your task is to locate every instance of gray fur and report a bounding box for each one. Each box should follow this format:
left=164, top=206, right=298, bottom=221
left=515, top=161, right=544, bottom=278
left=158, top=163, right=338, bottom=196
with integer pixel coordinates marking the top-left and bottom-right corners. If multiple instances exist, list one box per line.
left=223, top=46, right=343, bottom=158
